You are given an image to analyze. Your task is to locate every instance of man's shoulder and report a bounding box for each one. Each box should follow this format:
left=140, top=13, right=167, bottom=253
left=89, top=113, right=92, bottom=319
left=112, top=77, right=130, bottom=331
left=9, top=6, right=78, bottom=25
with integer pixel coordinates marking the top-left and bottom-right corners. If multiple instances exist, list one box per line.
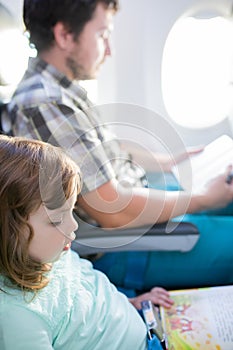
left=9, top=71, right=62, bottom=111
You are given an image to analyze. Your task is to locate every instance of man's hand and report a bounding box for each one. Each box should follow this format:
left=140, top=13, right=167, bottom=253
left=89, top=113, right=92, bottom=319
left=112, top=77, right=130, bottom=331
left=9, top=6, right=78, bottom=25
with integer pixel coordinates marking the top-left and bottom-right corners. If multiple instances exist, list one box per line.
left=163, top=145, right=204, bottom=172
left=191, top=165, right=233, bottom=211
left=128, top=287, right=174, bottom=310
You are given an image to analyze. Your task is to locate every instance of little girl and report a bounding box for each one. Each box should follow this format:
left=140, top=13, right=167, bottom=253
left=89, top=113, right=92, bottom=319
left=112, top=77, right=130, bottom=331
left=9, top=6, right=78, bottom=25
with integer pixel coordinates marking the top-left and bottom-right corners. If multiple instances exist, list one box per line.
left=0, top=135, right=162, bottom=350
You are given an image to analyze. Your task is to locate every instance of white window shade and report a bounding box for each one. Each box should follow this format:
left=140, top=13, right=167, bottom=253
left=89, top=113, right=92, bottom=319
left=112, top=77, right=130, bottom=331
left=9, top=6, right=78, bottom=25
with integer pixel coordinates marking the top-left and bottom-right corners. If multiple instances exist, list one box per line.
left=162, top=17, right=233, bottom=128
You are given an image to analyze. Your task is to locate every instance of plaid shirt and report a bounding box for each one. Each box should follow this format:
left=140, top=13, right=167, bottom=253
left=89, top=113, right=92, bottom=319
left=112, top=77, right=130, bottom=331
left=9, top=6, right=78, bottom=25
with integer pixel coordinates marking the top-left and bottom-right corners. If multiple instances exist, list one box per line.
left=8, top=58, right=147, bottom=196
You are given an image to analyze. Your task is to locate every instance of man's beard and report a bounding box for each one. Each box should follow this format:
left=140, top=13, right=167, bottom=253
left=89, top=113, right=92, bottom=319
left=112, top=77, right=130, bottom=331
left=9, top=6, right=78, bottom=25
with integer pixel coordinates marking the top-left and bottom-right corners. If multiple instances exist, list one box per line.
left=66, top=57, right=93, bottom=81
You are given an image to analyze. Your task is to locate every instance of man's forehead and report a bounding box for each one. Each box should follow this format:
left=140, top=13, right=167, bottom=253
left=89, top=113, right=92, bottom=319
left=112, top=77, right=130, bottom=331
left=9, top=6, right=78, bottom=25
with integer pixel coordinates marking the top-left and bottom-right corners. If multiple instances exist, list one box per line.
left=91, top=2, right=115, bottom=28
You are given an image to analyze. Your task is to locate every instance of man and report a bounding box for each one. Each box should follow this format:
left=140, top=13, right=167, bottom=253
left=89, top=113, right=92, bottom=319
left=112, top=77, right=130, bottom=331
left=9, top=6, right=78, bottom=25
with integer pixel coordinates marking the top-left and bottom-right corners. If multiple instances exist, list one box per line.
left=8, top=0, right=233, bottom=307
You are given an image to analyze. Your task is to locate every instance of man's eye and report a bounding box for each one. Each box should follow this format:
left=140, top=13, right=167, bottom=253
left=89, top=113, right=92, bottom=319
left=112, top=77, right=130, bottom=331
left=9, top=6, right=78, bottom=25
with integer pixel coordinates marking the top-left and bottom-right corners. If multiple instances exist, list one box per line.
left=99, top=31, right=109, bottom=39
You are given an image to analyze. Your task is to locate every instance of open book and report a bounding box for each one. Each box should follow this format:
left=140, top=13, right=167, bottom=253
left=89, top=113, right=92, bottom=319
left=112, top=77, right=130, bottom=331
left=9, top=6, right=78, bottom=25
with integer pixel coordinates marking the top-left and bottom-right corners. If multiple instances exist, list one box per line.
left=172, top=135, right=233, bottom=192
left=160, top=285, right=233, bottom=350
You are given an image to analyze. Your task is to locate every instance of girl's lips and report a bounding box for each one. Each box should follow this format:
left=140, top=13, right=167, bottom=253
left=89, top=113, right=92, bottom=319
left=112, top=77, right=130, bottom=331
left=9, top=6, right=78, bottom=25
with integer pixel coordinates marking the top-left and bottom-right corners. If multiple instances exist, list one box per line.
left=63, top=242, right=71, bottom=251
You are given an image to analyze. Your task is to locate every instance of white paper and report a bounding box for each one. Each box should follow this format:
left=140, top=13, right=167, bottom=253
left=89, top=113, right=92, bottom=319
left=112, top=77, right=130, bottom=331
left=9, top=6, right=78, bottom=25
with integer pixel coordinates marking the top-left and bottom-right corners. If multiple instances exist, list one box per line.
left=172, top=135, right=233, bottom=191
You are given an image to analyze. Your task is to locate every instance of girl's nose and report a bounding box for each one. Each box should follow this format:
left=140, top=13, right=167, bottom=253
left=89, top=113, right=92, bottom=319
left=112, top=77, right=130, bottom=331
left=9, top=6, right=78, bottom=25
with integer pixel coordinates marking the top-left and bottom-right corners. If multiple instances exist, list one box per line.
left=71, top=217, right=79, bottom=235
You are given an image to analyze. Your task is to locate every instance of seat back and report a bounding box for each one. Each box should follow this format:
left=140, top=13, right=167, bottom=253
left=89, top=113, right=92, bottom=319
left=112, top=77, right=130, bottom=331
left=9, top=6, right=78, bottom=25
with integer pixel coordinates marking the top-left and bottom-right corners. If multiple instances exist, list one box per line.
left=0, top=102, right=13, bottom=135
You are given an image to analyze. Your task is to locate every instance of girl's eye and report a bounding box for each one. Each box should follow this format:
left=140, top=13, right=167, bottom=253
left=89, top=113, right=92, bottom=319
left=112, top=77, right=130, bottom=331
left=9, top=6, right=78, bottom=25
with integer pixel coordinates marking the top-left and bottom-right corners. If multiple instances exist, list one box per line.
left=50, top=220, right=63, bottom=227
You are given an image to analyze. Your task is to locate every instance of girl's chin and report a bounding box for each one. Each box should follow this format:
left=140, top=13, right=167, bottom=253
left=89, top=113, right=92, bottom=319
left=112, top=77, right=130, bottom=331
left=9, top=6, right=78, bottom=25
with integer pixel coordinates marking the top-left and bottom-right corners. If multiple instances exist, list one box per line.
left=63, top=242, right=71, bottom=251
left=40, top=244, right=72, bottom=263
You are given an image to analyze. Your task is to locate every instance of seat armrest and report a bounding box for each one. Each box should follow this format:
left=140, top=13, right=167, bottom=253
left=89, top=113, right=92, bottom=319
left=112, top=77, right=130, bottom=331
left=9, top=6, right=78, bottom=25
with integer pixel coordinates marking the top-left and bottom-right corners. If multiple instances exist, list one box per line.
left=72, top=221, right=199, bottom=256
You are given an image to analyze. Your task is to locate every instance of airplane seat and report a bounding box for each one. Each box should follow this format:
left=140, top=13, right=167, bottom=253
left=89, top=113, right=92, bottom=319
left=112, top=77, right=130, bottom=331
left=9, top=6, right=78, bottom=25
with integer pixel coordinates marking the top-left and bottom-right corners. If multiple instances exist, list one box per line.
left=0, top=5, right=14, bottom=135
left=0, top=102, right=13, bottom=135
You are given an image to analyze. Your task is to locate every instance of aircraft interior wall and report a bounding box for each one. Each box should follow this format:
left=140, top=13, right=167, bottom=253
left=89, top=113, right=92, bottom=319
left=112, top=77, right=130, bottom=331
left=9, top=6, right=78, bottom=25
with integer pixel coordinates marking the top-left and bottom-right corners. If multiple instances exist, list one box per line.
left=98, top=0, right=233, bottom=150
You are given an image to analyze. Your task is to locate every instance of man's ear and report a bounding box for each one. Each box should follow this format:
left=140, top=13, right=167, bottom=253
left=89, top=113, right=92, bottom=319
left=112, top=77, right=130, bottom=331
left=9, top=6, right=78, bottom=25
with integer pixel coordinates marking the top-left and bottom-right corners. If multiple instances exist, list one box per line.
left=53, top=22, right=74, bottom=50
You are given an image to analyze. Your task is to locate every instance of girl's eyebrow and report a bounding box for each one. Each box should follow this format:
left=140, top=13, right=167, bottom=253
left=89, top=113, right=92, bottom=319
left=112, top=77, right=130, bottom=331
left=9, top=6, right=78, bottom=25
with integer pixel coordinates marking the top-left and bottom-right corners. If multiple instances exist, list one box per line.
left=45, top=207, right=70, bottom=217
left=61, top=207, right=71, bottom=212
left=56, top=204, right=76, bottom=213
left=52, top=208, right=71, bottom=215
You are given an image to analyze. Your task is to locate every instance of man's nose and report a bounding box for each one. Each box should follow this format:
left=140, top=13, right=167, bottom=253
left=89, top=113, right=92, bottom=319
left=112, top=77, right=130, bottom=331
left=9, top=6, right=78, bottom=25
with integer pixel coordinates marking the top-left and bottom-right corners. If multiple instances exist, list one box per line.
left=105, top=38, right=112, bottom=57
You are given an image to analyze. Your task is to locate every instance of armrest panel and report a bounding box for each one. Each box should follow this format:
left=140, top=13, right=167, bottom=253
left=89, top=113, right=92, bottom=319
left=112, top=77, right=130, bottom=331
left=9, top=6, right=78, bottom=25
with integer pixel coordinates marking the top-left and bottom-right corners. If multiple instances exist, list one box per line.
left=72, top=221, right=199, bottom=255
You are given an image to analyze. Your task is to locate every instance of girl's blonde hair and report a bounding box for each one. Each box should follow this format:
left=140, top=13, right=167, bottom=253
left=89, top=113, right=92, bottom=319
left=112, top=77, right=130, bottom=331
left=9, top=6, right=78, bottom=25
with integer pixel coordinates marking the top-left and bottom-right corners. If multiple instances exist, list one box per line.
left=0, top=135, right=82, bottom=292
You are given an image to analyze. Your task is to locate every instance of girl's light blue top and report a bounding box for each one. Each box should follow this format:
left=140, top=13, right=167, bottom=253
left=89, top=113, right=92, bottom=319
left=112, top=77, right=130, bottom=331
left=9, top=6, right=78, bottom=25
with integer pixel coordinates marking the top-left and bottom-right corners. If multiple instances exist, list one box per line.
left=0, top=250, right=147, bottom=350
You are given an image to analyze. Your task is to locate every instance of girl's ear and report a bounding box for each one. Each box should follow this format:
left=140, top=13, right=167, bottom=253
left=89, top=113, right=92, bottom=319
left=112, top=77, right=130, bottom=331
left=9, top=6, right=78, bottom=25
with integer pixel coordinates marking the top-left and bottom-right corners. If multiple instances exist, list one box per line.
left=53, top=22, right=74, bottom=50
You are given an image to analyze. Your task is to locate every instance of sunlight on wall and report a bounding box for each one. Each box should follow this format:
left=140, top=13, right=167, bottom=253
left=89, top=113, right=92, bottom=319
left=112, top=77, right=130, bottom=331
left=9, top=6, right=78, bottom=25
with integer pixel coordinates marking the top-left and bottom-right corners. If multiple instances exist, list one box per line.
left=0, top=29, right=29, bottom=85
left=79, top=80, right=98, bottom=104
left=0, top=29, right=30, bottom=102
left=162, top=17, right=233, bottom=128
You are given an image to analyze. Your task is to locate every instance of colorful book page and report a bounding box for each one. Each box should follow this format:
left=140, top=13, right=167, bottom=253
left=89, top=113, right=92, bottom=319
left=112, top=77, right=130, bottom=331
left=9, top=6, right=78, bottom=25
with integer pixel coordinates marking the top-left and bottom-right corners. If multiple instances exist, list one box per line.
left=160, top=285, right=233, bottom=350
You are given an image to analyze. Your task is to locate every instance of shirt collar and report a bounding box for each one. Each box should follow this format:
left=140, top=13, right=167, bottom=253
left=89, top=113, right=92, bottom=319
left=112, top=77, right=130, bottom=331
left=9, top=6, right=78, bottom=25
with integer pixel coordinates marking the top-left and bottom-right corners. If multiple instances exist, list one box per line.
left=28, top=57, right=88, bottom=100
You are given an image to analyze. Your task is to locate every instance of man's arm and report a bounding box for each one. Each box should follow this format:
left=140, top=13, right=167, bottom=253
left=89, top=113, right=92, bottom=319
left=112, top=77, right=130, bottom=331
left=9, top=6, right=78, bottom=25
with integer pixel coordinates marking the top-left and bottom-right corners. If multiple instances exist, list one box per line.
left=79, top=167, right=233, bottom=229
left=10, top=102, right=233, bottom=229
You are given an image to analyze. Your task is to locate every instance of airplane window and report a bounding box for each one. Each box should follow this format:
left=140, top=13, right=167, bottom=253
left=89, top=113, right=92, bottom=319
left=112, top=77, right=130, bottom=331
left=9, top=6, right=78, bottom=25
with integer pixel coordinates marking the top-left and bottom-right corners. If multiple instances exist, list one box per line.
left=162, top=16, right=233, bottom=128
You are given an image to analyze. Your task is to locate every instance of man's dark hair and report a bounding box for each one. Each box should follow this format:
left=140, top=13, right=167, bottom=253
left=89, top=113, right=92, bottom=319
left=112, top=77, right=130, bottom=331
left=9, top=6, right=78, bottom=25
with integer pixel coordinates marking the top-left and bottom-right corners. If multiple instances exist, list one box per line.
left=23, top=0, right=119, bottom=53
